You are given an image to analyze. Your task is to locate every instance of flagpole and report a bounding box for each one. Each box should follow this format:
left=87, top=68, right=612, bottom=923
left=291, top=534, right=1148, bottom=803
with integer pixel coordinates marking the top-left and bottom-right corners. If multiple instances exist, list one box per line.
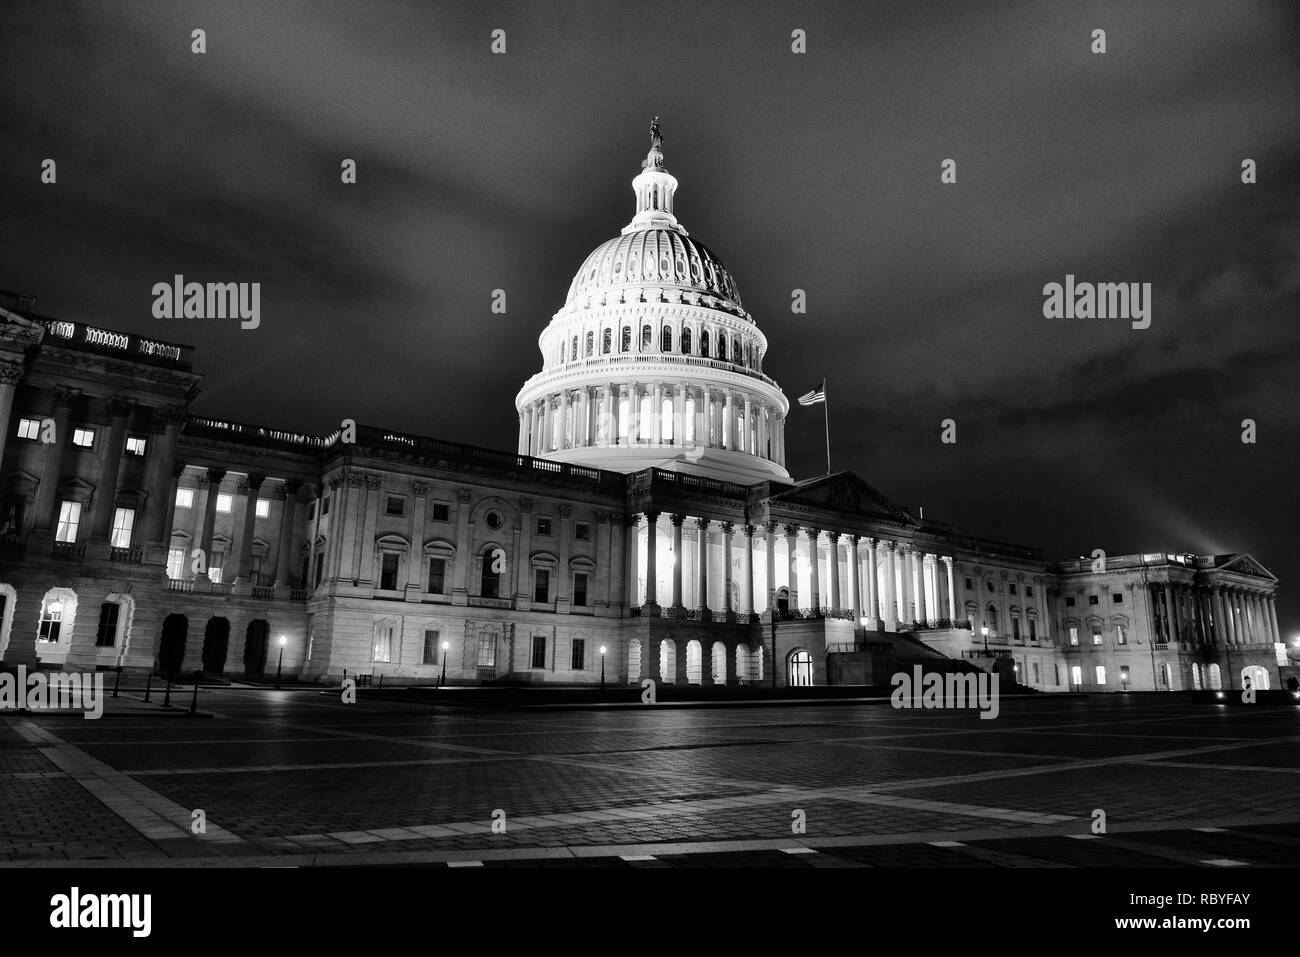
left=823, top=378, right=831, bottom=475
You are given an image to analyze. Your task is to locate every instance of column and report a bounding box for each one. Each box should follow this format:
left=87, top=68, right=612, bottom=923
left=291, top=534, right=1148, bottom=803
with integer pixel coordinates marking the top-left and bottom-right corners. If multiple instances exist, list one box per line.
left=741, top=524, right=755, bottom=614
left=944, top=557, right=957, bottom=623
left=1168, top=584, right=1183, bottom=643
left=723, top=391, right=735, bottom=449
left=807, top=528, right=821, bottom=612
left=695, top=518, right=710, bottom=613
left=764, top=521, right=777, bottom=615
left=827, top=531, right=841, bottom=610
left=142, top=405, right=185, bottom=546
left=577, top=388, right=590, bottom=447
left=274, top=479, right=302, bottom=587
left=512, top=497, right=534, bottom=602
left=358, top=476, right=383, bottom=584
left=624, top=513, right=640, bottom=608
left=784, top=525, right=801, bottom=611
left=628, top=384, right=641, bottom=444
left=1036, top=574, right=1051, bottom=638
left=866, top=538, right=880, bottom=626
left=670, top=513, right=685, bottom=608
left=643, top=510, right=659, bottom=606
left=883, top=541, right=899, bottom=629
left=198, top=466, right=226, bottom=564
left=1210, top=586, right=1226, bottom=644
left=451, top=488, right=473, bottom=601
left=849, top=534, right=863, bottom=627
left=88, top=397, right=132, bottom=544
left=161, top=462, right=184, bottom=557
left=234, top=473, right=266, bottom=582
left=741, top=396, right=752, bottom=454
left=1251, top=593, right=1266, bottom=644
left=651, top=381, right=663, bottom=446
left=556, top=504, right=572, bottom=609
left=899, top=545, right=914, bottom=626
left=33, top=385, right=76, bottom=532
left=721, top=521, right=734, bottom=615
left=0, top=360, right=23, bottom=468
left=917, top=554, right=930, bottom=625
left=517, top=411, right=526, bottom=453
left=1222, top=588, right=1238, bottom=645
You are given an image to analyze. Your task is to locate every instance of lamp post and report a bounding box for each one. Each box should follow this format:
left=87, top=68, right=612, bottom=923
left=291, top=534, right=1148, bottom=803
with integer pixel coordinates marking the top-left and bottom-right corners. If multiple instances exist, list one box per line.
left=599, top=645, right=607, bottom=691
left=981, top=624, right=989, bottom=654
left=440, top=641, right=450, bottom=688
left=275, top=634, right=286, bottom=689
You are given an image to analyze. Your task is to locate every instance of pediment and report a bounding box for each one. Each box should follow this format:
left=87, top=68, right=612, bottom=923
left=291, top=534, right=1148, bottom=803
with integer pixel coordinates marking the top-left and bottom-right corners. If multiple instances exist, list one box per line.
left=772, top=471, right=917, bottom=526
left=1217, top=553, right=1276, bottom=581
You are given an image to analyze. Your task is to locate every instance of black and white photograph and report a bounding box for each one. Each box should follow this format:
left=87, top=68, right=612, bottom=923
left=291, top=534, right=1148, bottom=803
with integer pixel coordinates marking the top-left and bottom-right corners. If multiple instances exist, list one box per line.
left=0, top=0, right=1295, bottom=940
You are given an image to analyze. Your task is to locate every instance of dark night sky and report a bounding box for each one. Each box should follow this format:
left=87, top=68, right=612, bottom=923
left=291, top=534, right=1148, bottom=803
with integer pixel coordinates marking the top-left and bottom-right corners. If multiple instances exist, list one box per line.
left=2, top=1, right=1297, bottom=631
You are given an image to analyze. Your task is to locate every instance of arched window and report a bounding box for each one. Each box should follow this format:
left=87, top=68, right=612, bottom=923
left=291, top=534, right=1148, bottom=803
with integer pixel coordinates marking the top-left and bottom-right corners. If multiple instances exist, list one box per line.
left=641, top=324, right=652, bottom=350
left=585, top=332, right=593, bottom=356
left=602, top=329, right=611, bottom=354
left=559, top=340, right=566, bottom=363
left=621, top=326, right=632, bottom=352
left=732, top=336, right=741, bottom=363
left=571, top=335, right=578, bottom=361
left=700, top=330, right=710, bottom=357
left=681, top=327, right=692, bottom=354
left=661, top=324, right=672, bottom=352
left=717, top=336, right=727, bottom=361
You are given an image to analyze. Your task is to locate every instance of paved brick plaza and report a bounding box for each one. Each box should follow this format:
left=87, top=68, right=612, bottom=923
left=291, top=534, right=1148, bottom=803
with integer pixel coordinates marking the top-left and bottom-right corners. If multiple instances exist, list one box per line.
left=2, top=690, right=1298, bottom=867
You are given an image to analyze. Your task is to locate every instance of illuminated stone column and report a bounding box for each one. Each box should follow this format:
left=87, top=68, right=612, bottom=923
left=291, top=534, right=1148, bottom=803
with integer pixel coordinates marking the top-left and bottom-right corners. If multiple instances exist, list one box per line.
left=720, top=521, right=735, bottom=615
left=198, top=466, right=227, bottom=570
left=866, top=537, right=880, bottom=627
left=849, top=534, right=863, bottom=627
left=899, top=544, right=915, bottom=626
left=723, top=391, right=735, bottom=449
left=784, top=524, right=801, bottom=610
left=883, top=541, right=899, bottom=630
left=807, top=527, right=821, bottom=612
left=741, top=524, right=755, bottom=614
left=695, top=518, right=710, bottom=613
left=33, top=385, right=76, bottom=533
left=624, top=513, right=640, bottom=608
left=274, top=479, right=302, bottom=588
left=643, top=510, right=660, bottom=607
left=670, top=513, right=685, bottom=608
left=917, top=554, right=931, bottom=626
left=233, top=473, right=266, bottom=583
left=89, top=396, right=133, bottom=546
left=764, top=521, right=777, bottom=615
left=827, top=531, right=841, bottom=610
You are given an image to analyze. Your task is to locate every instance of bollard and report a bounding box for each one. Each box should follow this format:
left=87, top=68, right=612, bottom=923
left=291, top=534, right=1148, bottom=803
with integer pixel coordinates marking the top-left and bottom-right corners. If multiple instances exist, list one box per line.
left=144, top=671, right=152, bottom=703
left=163, top=677, right=172, bottom=708
left=112, top=666, right=122, bottom=699
left=189, top=674, right=200, bottom=716
left=377, top=674, right=383, bottom=691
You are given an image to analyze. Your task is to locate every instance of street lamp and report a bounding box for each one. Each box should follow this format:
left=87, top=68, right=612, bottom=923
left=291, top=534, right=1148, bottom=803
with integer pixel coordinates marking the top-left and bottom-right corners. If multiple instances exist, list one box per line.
left=981, top=624, right=989, bottom=654
left=600, top=645, right=607, bottom=691
left=275, top=634, right=286, bottom=689
left=440, top=641, right=449, bottom=688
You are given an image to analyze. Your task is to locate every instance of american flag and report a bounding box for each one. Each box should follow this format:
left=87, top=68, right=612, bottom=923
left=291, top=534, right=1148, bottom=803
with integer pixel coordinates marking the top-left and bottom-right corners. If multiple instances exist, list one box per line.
left=797, top=380, right=826, bottom=406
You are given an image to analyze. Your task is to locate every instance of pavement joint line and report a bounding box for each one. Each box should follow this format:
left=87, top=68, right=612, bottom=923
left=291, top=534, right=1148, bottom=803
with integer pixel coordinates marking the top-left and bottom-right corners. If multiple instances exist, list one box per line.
left=1195, top=827, right=1229, bottom=833
left=1065, top=834, right=1101, bottom=840
left=928, top=841, right=967, bottom=847
left=447, top=861, right=483, bottom=868
left=1203, top=859, right=1249, bottom=867
left=10, top=720, right=246, bottom=848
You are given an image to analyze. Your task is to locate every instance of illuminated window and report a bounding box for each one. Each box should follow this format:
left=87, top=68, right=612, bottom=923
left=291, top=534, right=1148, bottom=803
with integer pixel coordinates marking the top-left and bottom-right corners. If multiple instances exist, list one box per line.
left=1068, top=626, right=1079, bottom=646
left=208, top=553, right=224, bottom=583
left=373, top=622, right=393, bottom=663
left=1070, top=665, right=1082, bottom=687
left=255, top=498, right=270, bottom=518
left=1116, top=624, right=1127, bottom=645
left=1120, top=665, right=1130, bottom=685
left=16, top=417, right=40, bottom=440
left=216, top=493, right=233, bottom=513
left=110, top=508, right=134, bottom=548
left=1095, top=665, right=1106, bottom=686
left=166, top=548, right=185, bottom=579
left=477, top=633, right=496, bottom=667
left=125, top=436, right=147, bottom=456
left=1091, top=625, right=1102, bottom=645
left=38, top=599, right=64, bottom=643
left=176, top=488, right=194, bottom=509
left=72, top=427, right=95, bottom=448
left=55, top=501, right=81, bottom=543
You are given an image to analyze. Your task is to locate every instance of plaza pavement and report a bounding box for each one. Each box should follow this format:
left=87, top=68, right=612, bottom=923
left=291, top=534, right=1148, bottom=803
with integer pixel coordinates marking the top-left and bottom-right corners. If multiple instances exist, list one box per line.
left=2, top=687, right=1298, bottom=868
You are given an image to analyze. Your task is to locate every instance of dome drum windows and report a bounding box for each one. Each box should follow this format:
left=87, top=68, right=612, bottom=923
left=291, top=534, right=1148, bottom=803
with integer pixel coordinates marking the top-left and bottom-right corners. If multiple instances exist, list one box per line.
left=681, top=327, right=692, bottom=355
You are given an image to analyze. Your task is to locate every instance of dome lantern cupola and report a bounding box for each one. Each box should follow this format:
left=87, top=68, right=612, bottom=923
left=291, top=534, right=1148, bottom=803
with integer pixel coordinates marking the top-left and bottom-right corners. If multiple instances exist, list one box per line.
left=624, top=116, right=683, bottom=235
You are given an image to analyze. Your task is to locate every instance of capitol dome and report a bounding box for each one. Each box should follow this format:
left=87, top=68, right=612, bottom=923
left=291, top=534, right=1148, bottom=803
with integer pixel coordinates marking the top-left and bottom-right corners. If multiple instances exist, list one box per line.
left=515, top=120, right=790, bottom=485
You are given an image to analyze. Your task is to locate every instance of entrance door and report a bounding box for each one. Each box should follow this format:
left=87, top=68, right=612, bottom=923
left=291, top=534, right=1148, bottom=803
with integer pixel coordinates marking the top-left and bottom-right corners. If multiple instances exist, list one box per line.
left=202, top=617, right=230, bottom=674
left=243, top=619, right=270, bottom=677
left=159, top=614, right=188, bottom=677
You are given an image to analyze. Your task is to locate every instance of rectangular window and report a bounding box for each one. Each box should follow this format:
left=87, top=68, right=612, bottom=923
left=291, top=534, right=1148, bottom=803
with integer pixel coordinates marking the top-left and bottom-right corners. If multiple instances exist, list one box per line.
left=431, top=502, right=450, bottom=522
left=1011, top=618, right=1021, bottom=640
left=1029, top=619, right=1037, bottom=641
left=176, top=488, right=194, bottom=509
left=573, top=572, right=588, bottom=607
left=110, top=507, right=134, bottom=548
left=386, top=495, right=405, bottom=516
left=314, top=553, right=325, bottom=586
left=534, top=567, right=550, bottom=603
left=16, top=417, right=40, bottom=440
left=373, top=623, right=393, bottom=663
left=208, top=553, right=224, bottom=584
left=427, top=557, right=447, bottom=594
left=1054, top=664, right=1061, bottom=687
left=255, top=498, right=270, bottom=518
left=1009, top=584, right=1017, bottom=595
left=1071, top=665, right=1083, bottom=687
left=1032, top=661, right=1040, bottom=684
left=1120, top=665, right=1130, bottom=685
left=1112, top=593, right=1123, bottom=603
left=72, top=427, right=95, bottom=448
left=1068, top=626, right=1079, bottom=646
left=95, top=602, right=120, bottom=647
left=380, top=552, right=400, bottom=590
left=1026, top=585, right=1034, bottom=597
left=478, top=634, right=496, bottom=667
left=1065, top=597, right=1075, bottom=607
left=166, top=547, right=185, bottom=579
left=1088, top=595, right=1099, bottom=605
left=1095, top=665, right=1106, bottom=686
left=536, top=518, right=552, bottom=536
left=575, top=522, right=591, bottom=542
left=250, top=554, right=264, bottom=584
left=571, top=638, right=586, bottom=670
left=55, top=500, right=81, bottom=543
left=38, top=601, right=63, bottom=643
left=1091, top=625, right=1103, bottom=645
left=1, top=500, right=23, bottom=535
left=964, top=577, right=973, bottom=590
left=125, top=435, right=147, bottom=456
left=531, top=635, right=547, bottom=669
left=216, top=493, right=233, bottom=513
left=423, top=629, right=440, bottom=665
left=1116, top=624, right=1127, bottom=645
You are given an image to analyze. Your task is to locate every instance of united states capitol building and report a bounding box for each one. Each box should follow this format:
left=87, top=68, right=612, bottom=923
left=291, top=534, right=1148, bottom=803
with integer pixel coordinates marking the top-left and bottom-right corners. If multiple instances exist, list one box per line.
left=0, top=125, right=1286, bottom=694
